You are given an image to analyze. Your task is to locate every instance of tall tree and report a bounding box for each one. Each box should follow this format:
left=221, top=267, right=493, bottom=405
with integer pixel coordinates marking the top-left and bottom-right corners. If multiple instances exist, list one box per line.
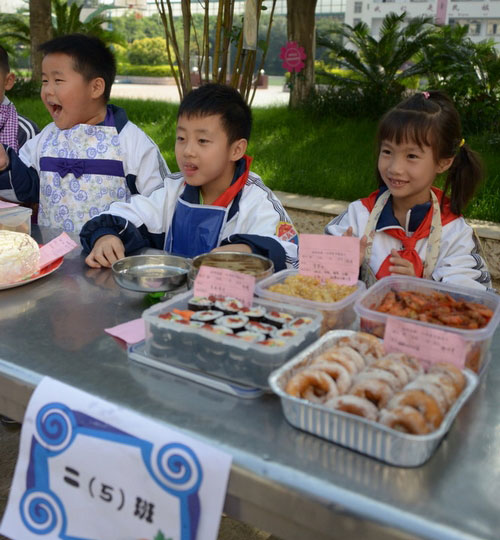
left=286, top=0, right=317, bottom=107
left=29, top=0, right=52, bottom=81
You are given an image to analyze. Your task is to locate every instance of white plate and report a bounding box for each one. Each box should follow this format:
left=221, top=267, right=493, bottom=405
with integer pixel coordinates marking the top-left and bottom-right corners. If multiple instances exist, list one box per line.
left=0, top=257, right=64, bottom=290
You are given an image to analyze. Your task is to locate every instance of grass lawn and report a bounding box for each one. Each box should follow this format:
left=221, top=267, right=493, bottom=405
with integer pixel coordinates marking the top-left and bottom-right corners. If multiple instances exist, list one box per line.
left=13, top=96, right=500, bottom=223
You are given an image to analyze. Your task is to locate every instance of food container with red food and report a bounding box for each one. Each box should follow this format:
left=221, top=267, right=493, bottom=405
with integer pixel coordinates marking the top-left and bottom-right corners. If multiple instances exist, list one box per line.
left=353, top=276, right=500, bottom=374
left=255, top=269, right=366, bottom=335
left=268, top=330, right=479, bottom=467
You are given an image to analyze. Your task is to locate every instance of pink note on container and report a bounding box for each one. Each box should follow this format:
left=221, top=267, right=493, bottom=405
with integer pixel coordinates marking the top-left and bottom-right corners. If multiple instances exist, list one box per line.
left=0, top=201, right=19, bottom=208
left=193, top=265, right=255, bottom=307
left=39, top=232, right=78, bottom=269
left=105, top=318, right=145, bottom=345
left=299, top=234, right=360, bottom=285
left=383, top=318, right=467, bottom=369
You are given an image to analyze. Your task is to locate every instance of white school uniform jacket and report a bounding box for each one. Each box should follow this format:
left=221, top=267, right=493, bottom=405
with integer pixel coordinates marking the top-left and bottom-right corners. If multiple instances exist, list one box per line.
left=80, top=158, right=299, bottom=272
left=325, top=192, right=492, bottom=291
left=0, top=105, right=169, bottom=233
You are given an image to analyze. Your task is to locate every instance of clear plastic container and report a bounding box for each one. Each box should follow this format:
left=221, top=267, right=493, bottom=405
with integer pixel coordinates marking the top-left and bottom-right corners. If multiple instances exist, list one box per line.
left=254, top=269, right=366, bottom=335
left=353, top=276, right=500, bottom=374
left=142, top=291, right=323, bottom=390
left=0, top=205, right=32, bottom=234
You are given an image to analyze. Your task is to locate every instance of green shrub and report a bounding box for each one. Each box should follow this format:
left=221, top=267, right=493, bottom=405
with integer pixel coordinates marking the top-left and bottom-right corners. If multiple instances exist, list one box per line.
left=127, top=37, right=170, bottom=66
left=8, top=76, right=40, bottom=98
left=117, top=62, right=178, bottom=78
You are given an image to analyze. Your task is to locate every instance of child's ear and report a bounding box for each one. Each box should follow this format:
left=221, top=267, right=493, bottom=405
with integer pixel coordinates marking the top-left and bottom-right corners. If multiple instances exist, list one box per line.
left=90, top=77, right=106, bottom=100
left=437, top=156, right=454, bottom=173
left=230, top=138, right=248, bottom=161
left=5, top=72, right=16, bottom=92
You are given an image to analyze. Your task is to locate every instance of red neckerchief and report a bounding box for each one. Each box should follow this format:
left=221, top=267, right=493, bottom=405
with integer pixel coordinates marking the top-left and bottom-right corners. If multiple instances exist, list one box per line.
left=211, top=155, right=253, bottom=208
left=361, top=187, right=459, bottom=278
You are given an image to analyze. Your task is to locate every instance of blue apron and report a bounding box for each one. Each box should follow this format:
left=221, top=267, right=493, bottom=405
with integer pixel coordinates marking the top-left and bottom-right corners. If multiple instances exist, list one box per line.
left=165, top=198, right=229, bottom=258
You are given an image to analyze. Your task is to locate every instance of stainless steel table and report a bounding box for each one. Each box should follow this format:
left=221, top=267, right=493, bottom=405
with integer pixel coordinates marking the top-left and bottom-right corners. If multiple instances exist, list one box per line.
left=1, top=226, right=499, bottom=540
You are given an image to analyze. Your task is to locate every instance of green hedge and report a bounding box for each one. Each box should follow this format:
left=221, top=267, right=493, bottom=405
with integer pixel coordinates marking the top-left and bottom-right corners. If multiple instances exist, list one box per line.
left=116, top=63, right=179, bottom=78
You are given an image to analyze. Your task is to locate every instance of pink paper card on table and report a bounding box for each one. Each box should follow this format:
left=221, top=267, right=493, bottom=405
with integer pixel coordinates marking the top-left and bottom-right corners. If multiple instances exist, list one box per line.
left=383, top=318, right=467, bottom=369
left=105, top=318, right=145, bottom=345
left=299, top=234, right=360, bottom=285
left=0, top=201, right=19, bottom=208
left=39, top=232, right=78, bottom=269
left=194, top=265, right=255, bottom=307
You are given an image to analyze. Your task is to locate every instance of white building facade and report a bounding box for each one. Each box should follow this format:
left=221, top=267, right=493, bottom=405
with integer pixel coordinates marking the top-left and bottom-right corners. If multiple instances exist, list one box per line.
left=345, top=1, right=500, bottom=45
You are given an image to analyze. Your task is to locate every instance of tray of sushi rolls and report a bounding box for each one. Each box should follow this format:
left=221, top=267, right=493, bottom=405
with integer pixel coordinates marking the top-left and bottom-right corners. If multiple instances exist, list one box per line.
left=137, top=290, right=323, bottom=390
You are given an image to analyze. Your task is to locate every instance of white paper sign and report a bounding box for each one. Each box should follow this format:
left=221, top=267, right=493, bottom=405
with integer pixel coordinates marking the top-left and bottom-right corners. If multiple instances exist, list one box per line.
left=0, top=377, right=232, bottom=540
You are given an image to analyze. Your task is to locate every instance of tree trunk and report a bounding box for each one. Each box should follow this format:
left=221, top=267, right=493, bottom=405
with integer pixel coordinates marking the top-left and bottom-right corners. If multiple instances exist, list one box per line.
left=286, top=0, right=317, bottom=107
left=29, top=0, right=52, bottom=81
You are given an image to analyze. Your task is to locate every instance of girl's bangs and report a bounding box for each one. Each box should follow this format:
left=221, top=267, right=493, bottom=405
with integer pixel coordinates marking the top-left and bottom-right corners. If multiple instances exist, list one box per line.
left=378, top=110, right=434, bottom=149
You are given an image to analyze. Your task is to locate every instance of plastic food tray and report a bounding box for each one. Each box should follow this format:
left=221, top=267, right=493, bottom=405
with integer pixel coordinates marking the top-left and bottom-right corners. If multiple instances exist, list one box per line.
left=254, top=269, right=366, bottom=335
left=0, top=205, right=32, bottom=234
left=142, top=290, right=323, bottom=390
left=268, top=330, right=479, bottom=467
left=353, top=276, right=500, bottom=375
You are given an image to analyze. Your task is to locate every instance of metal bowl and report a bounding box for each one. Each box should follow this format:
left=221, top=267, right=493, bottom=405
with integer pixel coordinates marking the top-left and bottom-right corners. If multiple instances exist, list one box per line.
left=187, top=251, right=274, bottom=288
left=112, top=254, right=191, bottom=293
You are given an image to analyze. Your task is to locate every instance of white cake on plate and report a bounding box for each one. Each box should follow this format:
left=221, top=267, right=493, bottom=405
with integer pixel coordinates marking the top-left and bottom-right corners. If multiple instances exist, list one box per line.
left=0, top=230, right=40, bottom=285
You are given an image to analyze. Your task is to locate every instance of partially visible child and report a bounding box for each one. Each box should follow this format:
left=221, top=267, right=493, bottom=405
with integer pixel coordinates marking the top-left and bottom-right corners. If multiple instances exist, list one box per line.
left=0, top=34, right=169, bottom=233
left=0, top=45, right=39, bottom=151
left=325, top=90, right=491, bottom=290
left=80, top=83, right=298, bottom=271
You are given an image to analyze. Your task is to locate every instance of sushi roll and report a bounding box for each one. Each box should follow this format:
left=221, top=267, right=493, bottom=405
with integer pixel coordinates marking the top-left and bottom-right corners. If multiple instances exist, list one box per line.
left=214, top=297, right=245, bottom=314
left=188, top=296, right=213, bottom=311
left=245, top=320, right=276, bottom=336
left=238, top=305, right=267, bottom=321
left=201, top=324, right=234, bottom=336
left=190, top=309, right=224, bottom=324
left=263, top=310, right=294, bottom=329
left=275, top=328, right=299, bottom=340
left=256, top=338, right=286, bottom=347
left=217, top=314, right=249, bottom=332
left=234, top=330, right=266, bottom=343
left=158, top=311, right=183, bottom=322
left=288, top=317, right=314, bottom=330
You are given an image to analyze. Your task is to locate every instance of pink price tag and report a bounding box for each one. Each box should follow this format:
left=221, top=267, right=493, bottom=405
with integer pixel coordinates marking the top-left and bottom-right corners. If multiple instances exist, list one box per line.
left=39, top=232, right=78, bottom=269
left=299, top=234, right=360, bottom=285
left=193, top=265, right=255, bottom=307
left=0, top=201, right=19, bottom=208
left=383, top=318, right=467, bottom=369
left=105, top=318, right=145, bottom=345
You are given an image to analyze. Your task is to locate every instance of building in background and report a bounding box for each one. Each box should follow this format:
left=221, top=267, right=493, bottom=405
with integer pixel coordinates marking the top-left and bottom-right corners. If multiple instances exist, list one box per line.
left=345, top=0, right=500, bottom=46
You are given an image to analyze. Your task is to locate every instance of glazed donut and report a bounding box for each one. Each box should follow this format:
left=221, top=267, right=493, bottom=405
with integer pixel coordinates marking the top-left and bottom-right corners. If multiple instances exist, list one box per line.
left=428, top=363, right=466, bottom=394
left=420, top=373, right=458, bottom=407
left=285, top=368, right=338, bottom=403
left=379, top=406, right=430, bottom=435
left=312, top=351, right=358, bottom=376
left=405, top=377, right=449, bottom=414
left=354, top=367, right=402, bottom=391
left=311, top=362, right=352, bottom=393
left=382, top=352, right=423, bottom=379
left=337, top=332, right=385, bottom=361
left=330, top=345, right=366, bottom=371
left=324, top=395, right=378, bottom=422
left=349, top=378, right=394, bottom=409
left=387, top=390, right=443, bottom=429
left=370, top=357, right=412, bottom=387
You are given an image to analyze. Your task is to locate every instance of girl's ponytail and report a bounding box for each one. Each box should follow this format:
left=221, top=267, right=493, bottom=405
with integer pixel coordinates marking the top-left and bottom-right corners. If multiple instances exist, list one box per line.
left=442, top=143, right=484, bottom=216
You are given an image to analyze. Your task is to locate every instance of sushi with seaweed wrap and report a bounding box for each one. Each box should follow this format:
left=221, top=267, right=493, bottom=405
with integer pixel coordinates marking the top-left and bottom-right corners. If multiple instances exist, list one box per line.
left=188, top=296, right=213, bottom=311
left=238, top=305, right=266, bottom=321
left=217, top=314, right=249, bottom=332
left=214, top=297, right=245, bottom=314
left=245, top=320, right=276, bottom=336
left=263, top=310, right=294, bottom=329
left=190, top=309, right=224, bottom=324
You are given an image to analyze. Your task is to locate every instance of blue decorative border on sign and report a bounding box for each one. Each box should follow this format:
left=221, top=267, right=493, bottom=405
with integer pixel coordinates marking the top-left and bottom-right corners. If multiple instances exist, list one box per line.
left=19, top=402, right=202, bottom=540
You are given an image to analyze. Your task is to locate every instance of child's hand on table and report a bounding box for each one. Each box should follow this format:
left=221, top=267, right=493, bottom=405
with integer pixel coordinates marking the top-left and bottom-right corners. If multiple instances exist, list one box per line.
left=389, top=249, right=416, bottom=276
left=0, top=145, right=9, bottom=171
left=85, top=235, right=125, bottom=268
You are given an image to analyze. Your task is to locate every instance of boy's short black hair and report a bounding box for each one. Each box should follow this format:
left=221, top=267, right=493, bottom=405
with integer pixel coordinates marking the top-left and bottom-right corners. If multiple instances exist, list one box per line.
left=39, top=34, right=116, bottom=102
left=0, top=45, right=10, bottom=74
left=178, top=83, right=252, bottom=143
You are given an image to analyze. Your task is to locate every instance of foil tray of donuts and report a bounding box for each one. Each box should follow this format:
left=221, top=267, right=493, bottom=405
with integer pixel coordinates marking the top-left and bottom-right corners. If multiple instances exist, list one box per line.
left=141, top=290, right=323, bottom=390
left=353, top=276, right=500, bottom=375
left=268, top=330, right=478, bottom=467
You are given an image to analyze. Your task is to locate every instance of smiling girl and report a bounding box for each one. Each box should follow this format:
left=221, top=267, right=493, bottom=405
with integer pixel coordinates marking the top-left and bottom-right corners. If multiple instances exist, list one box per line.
left=325, top=91, right=492, bottom=290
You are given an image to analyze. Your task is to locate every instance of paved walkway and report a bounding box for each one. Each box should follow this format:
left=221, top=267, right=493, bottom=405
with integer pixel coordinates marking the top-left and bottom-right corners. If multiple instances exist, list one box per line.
left=111, top=81, right=290, bottom=107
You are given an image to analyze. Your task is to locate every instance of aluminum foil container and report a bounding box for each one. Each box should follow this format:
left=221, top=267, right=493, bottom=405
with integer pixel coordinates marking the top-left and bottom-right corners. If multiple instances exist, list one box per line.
left=268, top=330, right=479, bottom=467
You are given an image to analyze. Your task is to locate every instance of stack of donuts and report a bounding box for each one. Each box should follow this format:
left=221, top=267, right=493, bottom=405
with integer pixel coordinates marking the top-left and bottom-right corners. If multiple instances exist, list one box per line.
left=285, top=332, right=466, bottom=435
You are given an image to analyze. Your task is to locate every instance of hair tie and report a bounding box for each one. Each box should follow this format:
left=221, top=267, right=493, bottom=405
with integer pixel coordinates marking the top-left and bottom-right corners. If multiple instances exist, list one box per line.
left=422, top=91, right=430, bottom=99
left=459, top=138, right=465, bottom=148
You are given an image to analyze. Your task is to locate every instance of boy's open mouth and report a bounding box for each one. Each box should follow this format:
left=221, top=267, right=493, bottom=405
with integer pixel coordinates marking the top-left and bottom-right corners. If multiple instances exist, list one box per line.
left=50, top=104, right=62, bottom=116
left=184, top=163, right=198, bottom=176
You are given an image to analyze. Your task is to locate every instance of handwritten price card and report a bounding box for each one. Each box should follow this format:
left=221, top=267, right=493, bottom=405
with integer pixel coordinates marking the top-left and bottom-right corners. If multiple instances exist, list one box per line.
left=299, top=234, right=360, bottom=285
left=384, top=318, right=467, bottom=369
left=39, top=232, right=78, bottom=269
left=193, top=265, right=255, bottom=307
left=0, top=377, right=232, bottom=540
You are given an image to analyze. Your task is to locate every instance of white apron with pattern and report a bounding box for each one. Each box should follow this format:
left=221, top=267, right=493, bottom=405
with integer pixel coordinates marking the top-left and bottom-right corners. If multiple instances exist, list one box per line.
left=38, top=123, right=128, bottom=233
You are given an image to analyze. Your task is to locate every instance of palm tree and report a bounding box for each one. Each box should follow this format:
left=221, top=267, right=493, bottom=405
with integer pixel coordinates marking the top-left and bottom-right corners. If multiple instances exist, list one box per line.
left=0, top=13, right=30, bottom=57
left=316, top=12, right=435, bottom=113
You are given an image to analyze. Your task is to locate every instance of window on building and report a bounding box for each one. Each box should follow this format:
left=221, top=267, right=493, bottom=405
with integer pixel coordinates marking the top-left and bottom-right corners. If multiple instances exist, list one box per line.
left=354, top=1, right=362, bottom=13
left=467, top=22, right=481, bottom=35
left=353, top=18, right=362, bottom=26
left=487, top=22, right=499, bottom=34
